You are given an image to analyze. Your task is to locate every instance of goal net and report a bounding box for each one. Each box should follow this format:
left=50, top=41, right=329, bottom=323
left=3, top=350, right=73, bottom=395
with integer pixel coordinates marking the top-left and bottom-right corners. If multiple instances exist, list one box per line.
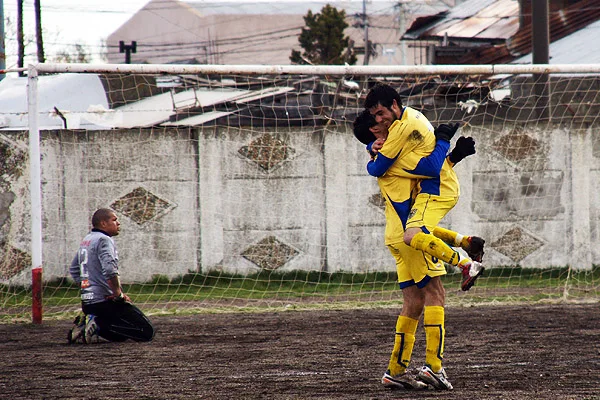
left=1, top=63, right=599, bottom=322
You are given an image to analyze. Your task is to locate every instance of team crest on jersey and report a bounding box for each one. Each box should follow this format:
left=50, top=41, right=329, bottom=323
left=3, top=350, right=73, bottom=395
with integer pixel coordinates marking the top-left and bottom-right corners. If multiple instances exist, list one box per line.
left=408, top=208, right=417, bottom=220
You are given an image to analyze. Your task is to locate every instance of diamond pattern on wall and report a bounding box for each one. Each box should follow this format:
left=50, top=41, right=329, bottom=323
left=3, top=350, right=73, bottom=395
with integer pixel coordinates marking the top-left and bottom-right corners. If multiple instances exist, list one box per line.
left=493, top=133, right=540, bottom=162
left=491, top=227, right=544, bottom=262
left=0, top=245, right=31, bottom=280
left=241, top=236, right=299, bottom=270
left=238, top=134, right=294, bottom=171
left=369, top=193, right=385, bottom=210
left=111, top=187, right=175, bottom=225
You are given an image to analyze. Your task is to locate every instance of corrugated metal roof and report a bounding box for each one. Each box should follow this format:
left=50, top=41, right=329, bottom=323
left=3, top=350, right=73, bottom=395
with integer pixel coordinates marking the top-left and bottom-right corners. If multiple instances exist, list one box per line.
left=414, top=0, right=600, bottom=65
left=0, top=74, right=110, bottom=131
left=507, top=0, right=600, bottom=56
left=407, top=0, right=520, bottom=40
left=512, top=19, right=600, bottom=64
left=0, top=74, right=306, bottom=130
left=475, top=16, right=518, bottom=39
left=443, top=0, right=498, bottom=19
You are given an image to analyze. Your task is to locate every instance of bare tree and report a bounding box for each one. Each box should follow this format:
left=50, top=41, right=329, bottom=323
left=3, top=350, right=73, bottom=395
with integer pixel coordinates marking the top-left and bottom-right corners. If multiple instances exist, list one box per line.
left=17, top=0, right=24, bottom=76
left=34, top=0, right=45, bottom=62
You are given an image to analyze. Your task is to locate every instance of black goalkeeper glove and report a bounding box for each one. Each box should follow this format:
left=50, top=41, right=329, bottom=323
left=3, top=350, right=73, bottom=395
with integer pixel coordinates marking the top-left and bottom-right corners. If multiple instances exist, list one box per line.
left=434, top=123, right=460, bottom=142
left=448, top=136, right=476, bottom=164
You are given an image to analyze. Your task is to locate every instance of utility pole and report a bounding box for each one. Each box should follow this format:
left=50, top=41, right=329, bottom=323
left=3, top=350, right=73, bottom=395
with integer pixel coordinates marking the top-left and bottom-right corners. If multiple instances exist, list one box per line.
left=532, top=0, right=550, bottom=121
left=119, top=41, right=137, bottom=64
left=1, top=0, right=6, bottom=81
left=34, top=0, right=45, bottom=62
left=362, top=0, right=370, bottom=65
left=397, top=2, right=407, bottom=65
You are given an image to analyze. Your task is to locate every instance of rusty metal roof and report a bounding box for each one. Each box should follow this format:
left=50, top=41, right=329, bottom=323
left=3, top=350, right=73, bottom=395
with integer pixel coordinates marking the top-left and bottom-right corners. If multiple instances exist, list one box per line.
left=411, top=0, right=600, bottom=65
left=512, top=18, right=600, bottom=64
left=405, top=0, right=520, bottom=40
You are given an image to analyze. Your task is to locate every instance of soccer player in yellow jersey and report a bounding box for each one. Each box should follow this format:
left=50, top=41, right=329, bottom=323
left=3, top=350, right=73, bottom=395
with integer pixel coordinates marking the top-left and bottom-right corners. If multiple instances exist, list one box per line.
left=354, top=108, right=484, bottom=285
left=353, top=108, right=482, bottom=390
left=353, top=83, right=484, bottom=391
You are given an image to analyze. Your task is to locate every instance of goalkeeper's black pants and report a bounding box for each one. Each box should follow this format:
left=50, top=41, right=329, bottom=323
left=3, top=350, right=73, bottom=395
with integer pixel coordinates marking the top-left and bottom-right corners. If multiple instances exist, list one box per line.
left=82, top=301, right=155, bottom=342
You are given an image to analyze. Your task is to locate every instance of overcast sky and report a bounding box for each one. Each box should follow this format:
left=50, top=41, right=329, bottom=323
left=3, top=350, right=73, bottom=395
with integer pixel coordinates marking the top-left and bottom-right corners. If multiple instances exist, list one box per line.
left=2, top=0, right=407, bottom=67
left=3, top=0, right=148, bottom=66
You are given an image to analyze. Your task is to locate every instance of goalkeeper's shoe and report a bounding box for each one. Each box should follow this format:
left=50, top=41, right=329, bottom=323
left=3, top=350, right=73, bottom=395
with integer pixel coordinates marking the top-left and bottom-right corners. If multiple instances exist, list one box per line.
left=464, top=236, right=485, bottom=262
left=457, top=257, right=485, bottom=291
left=417, top=365, right=453, bottom=390
left=381, top=370, right=428, bottom=390
left=84, top=314, right=99, bottom=344
left=67, top=314, right=86, bottom=344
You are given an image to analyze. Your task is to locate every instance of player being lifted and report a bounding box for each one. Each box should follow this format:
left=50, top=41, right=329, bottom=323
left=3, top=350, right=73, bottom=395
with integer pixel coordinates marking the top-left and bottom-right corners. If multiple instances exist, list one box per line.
left=354, top=108, right=484, bottom=287
left=352, top=83, right=484, bottom=390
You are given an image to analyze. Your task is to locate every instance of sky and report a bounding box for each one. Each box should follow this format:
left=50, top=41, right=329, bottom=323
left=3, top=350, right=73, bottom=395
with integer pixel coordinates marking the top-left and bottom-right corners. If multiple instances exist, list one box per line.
left=2, top=0, right=423, bottom=68
left=3, top=0, right=149, bottom=67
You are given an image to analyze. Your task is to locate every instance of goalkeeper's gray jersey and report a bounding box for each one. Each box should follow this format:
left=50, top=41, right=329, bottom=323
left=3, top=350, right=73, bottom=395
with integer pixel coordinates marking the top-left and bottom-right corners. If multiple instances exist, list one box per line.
left=69, top=229, right=119, bottom=305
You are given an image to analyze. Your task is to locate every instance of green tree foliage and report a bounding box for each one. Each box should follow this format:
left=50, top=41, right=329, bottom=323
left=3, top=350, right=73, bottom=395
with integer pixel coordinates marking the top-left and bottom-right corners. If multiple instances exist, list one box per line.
left=290, top=4, right=356, bottom=65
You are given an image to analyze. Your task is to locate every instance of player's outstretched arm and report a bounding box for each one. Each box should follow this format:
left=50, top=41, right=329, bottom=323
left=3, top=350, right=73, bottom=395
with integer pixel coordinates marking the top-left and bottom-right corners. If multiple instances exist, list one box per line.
left=448, top=136, right=476, bottom=165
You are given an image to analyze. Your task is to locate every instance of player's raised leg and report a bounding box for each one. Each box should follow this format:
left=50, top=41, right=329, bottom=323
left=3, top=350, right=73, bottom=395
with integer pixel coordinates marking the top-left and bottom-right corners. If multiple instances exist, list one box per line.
left=432, top=226, right=485, bottom=262
left=431, top=226, right=486, bottom=290
left=410, top=231, right=484, bottom=291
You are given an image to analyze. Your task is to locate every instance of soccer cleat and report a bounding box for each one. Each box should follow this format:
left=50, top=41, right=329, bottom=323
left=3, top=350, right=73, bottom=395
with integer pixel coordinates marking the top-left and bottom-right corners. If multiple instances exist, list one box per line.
left=67, top=314, right=86, bottom=344
left=382, top=370, right=428, bottom=390
left=465, top=236, right=485, bottom=262
left=417, top=365, right=453, bottom=390
left=457, top=258, right=485, bottom=291
left=84, top=314, right=99, bottom=344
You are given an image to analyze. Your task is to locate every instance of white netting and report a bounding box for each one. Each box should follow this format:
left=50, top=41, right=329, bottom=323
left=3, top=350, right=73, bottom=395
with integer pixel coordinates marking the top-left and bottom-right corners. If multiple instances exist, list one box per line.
left=1, top=64, right=599, bottom=321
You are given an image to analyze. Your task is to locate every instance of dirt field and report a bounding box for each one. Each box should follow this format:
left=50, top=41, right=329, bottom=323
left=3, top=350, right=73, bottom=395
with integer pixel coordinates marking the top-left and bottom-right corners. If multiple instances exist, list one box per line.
left=0, top=303, right=598, bottom=400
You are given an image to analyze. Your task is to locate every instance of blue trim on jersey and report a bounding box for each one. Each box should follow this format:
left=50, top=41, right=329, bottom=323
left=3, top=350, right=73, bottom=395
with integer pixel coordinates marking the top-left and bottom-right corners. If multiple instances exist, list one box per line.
left=399, top=280, right=415, bottom=289
left=398, top=265, right=434, bottom=289
left=420, top=177, right=442, bottom=196
left=416, top=274, right=432, bottom=289
left=366, top=142, right=377, bottom=158
left=389, top=196, right=412, bottom=228
left=403, top=140, right=450, bottom=177
left=367, top=153, right=396, bottom=177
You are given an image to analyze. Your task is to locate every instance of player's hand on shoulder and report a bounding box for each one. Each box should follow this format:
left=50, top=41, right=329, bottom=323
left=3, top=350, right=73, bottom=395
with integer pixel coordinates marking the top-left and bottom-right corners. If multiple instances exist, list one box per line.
left=372, top=138, right=385, bottom=152
left=367, top=138, right=385, bottom=159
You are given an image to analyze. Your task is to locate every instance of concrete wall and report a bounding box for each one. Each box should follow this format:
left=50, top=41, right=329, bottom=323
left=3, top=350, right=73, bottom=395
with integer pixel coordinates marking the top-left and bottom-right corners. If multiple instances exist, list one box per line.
left=0, top=122, right=598, bottom=286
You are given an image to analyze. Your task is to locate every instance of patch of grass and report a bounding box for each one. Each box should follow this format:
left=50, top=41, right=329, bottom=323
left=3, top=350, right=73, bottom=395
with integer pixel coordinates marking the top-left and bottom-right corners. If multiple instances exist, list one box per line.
left=1, top=265, right=598, bottom=322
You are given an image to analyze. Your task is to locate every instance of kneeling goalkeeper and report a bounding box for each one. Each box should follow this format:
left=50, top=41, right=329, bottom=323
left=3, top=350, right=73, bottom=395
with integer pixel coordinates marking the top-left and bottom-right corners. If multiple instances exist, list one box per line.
left=68, top=208, right=155, bottom=344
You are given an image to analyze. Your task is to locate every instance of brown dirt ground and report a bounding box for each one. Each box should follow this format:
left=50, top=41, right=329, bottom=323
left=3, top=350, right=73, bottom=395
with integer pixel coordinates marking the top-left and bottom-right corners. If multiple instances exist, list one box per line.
left=0, top=303, right=599, bottom=400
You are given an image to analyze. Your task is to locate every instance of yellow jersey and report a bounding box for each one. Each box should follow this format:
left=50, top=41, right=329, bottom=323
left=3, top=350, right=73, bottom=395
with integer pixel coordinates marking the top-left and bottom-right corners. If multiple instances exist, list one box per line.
left=366, top=107, right=460, bottom=244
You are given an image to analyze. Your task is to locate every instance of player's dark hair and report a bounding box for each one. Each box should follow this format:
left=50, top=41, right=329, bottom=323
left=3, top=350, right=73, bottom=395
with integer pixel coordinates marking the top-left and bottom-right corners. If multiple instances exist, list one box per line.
left=353, top=109, right=377, bottom=145
left=364, top=83, right=402, bottom=110
left=92, top=208, right=115, bottom=228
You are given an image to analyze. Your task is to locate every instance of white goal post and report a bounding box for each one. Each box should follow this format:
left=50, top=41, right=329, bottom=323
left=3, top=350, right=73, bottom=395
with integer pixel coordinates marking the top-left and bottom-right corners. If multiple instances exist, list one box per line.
left=6, top=62, right=600, bottom=322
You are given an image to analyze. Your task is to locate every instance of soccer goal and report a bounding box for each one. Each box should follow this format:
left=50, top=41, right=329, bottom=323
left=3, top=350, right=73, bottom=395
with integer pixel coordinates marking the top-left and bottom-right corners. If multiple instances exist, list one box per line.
left=1, top=62, right=600, bottom=323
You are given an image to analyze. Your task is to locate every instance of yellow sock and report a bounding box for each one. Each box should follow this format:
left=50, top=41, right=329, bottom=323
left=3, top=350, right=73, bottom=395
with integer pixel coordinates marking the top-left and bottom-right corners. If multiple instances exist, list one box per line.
left=410, top=231, right=461, bottom=265
left=424, top=306, right=445, bottom=373
left=432, top=227, right=461, bottom=246
left=388, top=316, right=419, bottom=376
